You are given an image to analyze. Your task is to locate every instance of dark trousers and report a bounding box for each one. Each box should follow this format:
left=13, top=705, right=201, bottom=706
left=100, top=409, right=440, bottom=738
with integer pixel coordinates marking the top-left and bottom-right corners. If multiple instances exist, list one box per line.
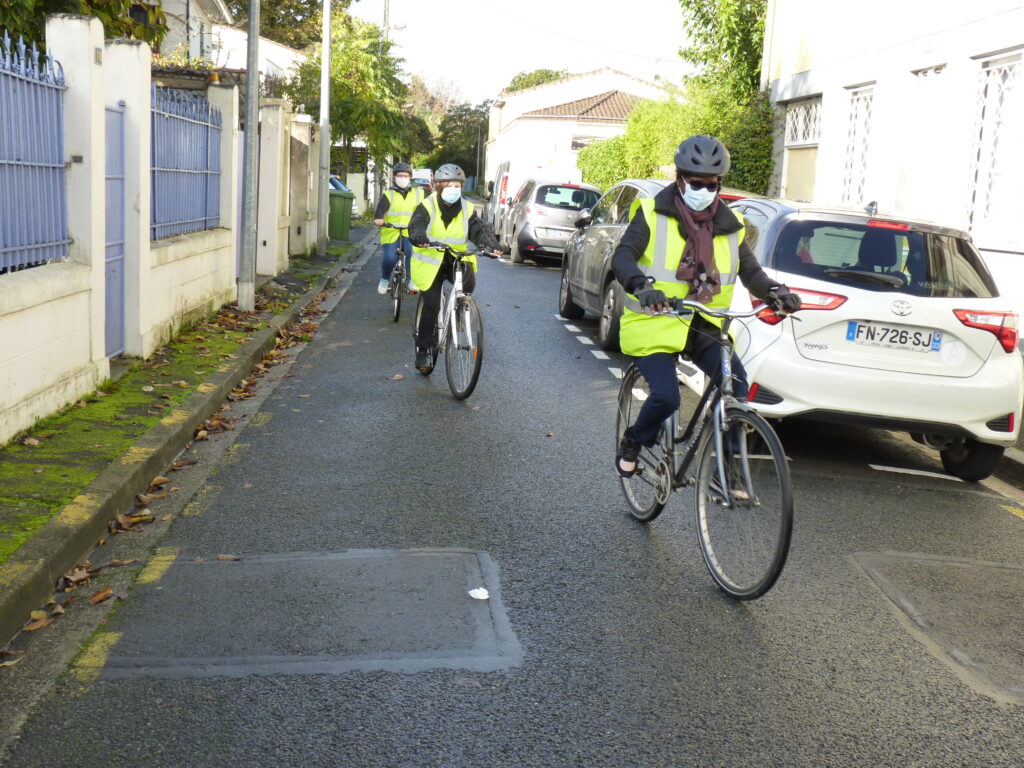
left=415, top=256, right=476, bottom=347
left=628, top=346, right=749, bottom=447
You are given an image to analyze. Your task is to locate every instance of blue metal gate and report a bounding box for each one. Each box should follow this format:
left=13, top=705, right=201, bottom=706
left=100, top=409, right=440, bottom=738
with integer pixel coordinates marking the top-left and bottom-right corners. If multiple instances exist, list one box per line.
left=105, top=102, right=126, bottom=357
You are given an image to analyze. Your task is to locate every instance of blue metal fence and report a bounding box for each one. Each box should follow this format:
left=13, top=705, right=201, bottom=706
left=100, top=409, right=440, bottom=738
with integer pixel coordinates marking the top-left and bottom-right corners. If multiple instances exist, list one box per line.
left=0, top=33, right=69, bottom=274
left=151, top=86, right=222, bottom=240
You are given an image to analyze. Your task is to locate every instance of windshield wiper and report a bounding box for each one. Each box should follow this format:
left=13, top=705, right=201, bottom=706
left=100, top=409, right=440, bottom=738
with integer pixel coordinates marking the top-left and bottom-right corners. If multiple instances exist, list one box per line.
left=823, top=268, right=905, bottom=289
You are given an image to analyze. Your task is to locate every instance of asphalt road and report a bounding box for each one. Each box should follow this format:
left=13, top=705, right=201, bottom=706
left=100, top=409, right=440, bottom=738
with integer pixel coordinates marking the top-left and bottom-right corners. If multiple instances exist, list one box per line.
left=5, top=251, right=1024, bottom=767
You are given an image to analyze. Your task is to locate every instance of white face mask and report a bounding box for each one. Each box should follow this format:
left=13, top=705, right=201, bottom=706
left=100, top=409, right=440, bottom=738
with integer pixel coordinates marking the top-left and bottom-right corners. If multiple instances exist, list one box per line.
left=680, top=184, right=716, bottom=212
left=394, top=176, right=411, bottom=189
left=440, top=187, right=462, bottom=204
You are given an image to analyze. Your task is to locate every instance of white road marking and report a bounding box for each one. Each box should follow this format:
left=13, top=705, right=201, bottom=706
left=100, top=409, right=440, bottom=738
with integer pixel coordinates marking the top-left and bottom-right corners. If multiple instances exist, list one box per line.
left=632, top=388, right=648, bottom=401
left=564, top=324, right=581, bottom=332
left=591, top=350, right=609, bottom=359
left=608, top=367, right=623, bottom=378
left=553, top=314, right=564, bottom=320
left=869, top=464, right=963, bottom=482
left=575, top=335, right=594, bottom=345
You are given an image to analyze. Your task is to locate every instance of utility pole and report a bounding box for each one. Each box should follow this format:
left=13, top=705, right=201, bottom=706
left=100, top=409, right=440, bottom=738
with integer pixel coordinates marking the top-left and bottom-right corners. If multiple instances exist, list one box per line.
left=476, top=122, right=482, bottom=195
left=317, top=0, right=332, bottom=256
left=237, top=0, right=259, bottom=311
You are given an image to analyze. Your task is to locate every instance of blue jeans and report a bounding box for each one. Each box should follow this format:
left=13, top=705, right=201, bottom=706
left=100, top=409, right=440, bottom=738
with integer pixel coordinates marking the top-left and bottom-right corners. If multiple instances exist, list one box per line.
left=628, top=346, right=749, bottom=447
left=381, top=236, right=411, bottom=281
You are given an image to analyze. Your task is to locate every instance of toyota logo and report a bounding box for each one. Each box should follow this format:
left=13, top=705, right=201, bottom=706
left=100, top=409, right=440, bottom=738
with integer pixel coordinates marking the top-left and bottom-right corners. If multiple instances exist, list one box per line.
left=891, top=300, right=912, bottom=317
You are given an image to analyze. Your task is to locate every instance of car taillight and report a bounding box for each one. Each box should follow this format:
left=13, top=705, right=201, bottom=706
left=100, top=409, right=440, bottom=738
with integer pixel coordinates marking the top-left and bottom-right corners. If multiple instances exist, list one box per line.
left=751, top=288, right=847, bottom=325
left=867, top=219, right=911, bottom=231
left=526, top=206, right=545, bottom=215
left=953, top=309, right=1019, bottom=353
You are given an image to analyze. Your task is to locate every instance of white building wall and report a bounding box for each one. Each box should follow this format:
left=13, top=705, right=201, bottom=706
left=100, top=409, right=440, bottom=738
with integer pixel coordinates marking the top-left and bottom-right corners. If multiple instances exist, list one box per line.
left=209, top=24, right=306, bottom=79
left=763, top=0, right=1024, bottom=311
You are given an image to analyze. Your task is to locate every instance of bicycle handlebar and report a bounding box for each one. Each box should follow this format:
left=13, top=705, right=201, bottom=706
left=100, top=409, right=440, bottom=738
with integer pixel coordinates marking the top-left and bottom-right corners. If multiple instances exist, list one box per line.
left=422, top=241, right=501, bottom=260
left=380, top=223, right=409, bottom=231
left=665, top=297, right=798, bottom=321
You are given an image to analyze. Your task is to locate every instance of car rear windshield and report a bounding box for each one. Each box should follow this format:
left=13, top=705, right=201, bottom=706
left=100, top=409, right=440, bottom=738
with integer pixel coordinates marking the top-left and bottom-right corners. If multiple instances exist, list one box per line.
left=535, top=185, right=600, bottom=211
left=771, top=221, right=998, bottom=298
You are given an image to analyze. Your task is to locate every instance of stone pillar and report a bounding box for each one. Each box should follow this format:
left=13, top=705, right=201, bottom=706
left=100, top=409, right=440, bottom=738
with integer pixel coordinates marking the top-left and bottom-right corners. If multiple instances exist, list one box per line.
left=207, top=82, right=240, bottom=293
left=256, top=99, right=291, bottom=276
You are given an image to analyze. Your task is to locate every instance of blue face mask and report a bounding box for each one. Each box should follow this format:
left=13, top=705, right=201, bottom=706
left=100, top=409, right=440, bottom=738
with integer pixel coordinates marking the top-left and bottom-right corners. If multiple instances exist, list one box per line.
left=440, top=187, right=462, bottom=205
left=681, top=184, right=716, bottom=212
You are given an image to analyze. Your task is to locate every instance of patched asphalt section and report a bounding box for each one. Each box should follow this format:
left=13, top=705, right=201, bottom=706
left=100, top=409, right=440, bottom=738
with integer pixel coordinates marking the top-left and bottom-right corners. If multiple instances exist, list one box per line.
left=97, top=549, right=522, bottom=680
left=856, top=551, right=1024, bottom=704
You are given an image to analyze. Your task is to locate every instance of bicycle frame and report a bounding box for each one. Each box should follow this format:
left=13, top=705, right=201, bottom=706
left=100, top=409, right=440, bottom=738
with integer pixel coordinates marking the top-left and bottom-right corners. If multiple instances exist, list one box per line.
left=436, top=257, right=473, bottom=353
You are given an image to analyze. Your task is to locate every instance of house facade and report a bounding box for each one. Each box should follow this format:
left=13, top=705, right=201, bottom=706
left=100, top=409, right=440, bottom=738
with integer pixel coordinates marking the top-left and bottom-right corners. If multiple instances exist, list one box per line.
left=485, top=68, right=667, bottom=192
left=160, top=0, right=233, bottom=59
left=762, top=0, right=1024, bottom=307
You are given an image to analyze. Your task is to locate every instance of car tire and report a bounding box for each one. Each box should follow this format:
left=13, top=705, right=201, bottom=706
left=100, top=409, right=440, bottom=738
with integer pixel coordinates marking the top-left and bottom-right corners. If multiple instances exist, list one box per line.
left=597, top=280, right=622, bottom=351
left=510, top=237, right=524, bottom=264
left=558, top=261, right=585, bottom=320
left=939, top=438, right=1005, bottom=481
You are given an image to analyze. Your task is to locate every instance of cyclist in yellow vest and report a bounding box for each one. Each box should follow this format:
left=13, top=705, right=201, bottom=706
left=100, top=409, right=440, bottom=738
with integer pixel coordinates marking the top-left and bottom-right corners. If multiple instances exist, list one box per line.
left=373, top=161, right=424, bottom=295
left=613, top=135, right=801, bottom=477
left=409, top=163, right=502, bottom=372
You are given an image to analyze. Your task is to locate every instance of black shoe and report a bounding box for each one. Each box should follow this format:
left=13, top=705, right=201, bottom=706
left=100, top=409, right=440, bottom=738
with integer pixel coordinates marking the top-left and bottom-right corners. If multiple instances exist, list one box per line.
left=415, top=348, right=432, bottom=371
left=616, top=433, right=643, bottom=477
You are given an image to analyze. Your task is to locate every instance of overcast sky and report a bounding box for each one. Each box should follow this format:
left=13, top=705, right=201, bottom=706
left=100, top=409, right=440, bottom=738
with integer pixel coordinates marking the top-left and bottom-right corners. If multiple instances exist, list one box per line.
left=348, top=0, right=696, bottom=103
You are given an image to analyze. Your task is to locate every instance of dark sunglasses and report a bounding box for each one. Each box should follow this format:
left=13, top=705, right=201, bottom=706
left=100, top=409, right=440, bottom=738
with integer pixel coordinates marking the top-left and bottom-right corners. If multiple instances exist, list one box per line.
left=683, top=179, right=721, bottom=192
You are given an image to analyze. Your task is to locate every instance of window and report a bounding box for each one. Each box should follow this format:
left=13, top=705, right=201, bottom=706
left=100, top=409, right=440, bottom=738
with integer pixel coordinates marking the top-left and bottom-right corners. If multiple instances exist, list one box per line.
left=535, top=184, right=599, bottom=211
left=771, top=221, right=997, bottom=298
left=589, top=187, right=621, bottom=225
left=784, top=98, right=821, bottom=147
left=737, top=205, right=769, bottom=250
left=614, top=185, right=640, bottom=224
left=842, top=86, right=874, bottom=205
left=967, top=51, right=1023, bottom=248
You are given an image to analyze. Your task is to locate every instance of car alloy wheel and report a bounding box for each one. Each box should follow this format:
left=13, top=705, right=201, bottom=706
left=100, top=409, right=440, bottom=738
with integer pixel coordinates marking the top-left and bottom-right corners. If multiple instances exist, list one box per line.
left=598, top=282, right=621, bottom=351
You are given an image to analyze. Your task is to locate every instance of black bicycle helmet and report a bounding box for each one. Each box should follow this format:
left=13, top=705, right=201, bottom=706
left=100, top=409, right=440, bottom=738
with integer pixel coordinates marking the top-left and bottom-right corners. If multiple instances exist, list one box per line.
left=434, top=163, right=466, bottom=183
left=393, top=161, right=412, bottom=174
left=674, top=135, right=731, bottom=177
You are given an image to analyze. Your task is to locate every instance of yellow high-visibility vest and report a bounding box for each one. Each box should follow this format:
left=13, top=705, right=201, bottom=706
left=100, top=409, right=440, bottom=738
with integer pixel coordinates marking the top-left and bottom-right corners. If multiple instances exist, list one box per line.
left=619, top=198, right=743, bottom=357
left=410, top=194, right=477, bottom=290
left=380, top=187, right=424, bottom=244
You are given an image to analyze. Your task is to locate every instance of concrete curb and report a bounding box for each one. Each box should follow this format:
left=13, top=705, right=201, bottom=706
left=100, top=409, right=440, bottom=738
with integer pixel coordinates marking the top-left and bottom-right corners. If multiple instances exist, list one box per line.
left=995, top=447, right=1024, bottom=489
left=0, top=233, right=375, bottom=648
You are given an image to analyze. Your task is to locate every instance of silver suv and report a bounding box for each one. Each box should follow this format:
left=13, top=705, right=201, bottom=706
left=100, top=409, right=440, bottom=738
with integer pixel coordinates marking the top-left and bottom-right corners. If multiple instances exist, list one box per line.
left=500, top=178, right=600, bottom=264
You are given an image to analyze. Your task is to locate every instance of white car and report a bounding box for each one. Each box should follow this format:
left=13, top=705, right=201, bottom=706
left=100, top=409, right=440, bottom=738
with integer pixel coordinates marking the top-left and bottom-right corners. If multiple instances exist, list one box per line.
left=688, top=198, right=1022, bottom=481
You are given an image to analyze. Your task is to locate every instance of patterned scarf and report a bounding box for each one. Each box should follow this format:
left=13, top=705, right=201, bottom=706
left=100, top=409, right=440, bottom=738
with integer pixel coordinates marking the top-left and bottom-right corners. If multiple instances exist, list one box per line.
left=673, top=189, right=720, bottom=304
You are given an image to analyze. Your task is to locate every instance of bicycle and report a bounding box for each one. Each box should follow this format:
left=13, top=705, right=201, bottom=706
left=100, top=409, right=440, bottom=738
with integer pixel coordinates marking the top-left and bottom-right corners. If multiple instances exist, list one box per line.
left=412, top=243, right=495, bottom=400
left=381, top=223, right=411, bottom=323
left=616, top=298, right=796, bottom=600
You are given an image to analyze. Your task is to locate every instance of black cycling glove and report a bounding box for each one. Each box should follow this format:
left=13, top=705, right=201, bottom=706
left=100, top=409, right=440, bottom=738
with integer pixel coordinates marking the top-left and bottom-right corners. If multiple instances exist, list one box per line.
left=765, top=285, right=801, bottom=313
left=635, top=285, right=669, bottom=309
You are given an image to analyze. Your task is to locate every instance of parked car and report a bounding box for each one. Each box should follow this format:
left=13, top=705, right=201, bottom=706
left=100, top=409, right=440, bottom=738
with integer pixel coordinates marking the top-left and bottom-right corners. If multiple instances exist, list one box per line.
left=501, top=179, right=601, bottom=264
left=723, top=198, right=1021, bottom=480
left=558, top=179, right=669, bottom=349
left=411, top=178, right=432, bottom=195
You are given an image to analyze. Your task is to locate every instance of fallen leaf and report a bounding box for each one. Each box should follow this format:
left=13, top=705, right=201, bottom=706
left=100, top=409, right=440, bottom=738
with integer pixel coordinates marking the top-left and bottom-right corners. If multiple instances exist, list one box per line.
left=141, top=386, right=154, bottom=392
left=514, top=305, right=521, bottom=309
left=298, top=394, right=312, bottom=398
left=89, top=587, right=113, bottom=605
left=135, top=494, right=151, bottom=507
left=33, top=467, right=44, bottom=474
left=216, top=554, right=242, bottom=561
left=107, top=558, right=139, bottom=567
left=128, top=514, right=154, bottom=525
left=23, top=618, right=55, bottom=632
left=546, top=432, right=555, bottom=437
left=176, top=381, right=191, bottom=389
left=194, top=430, right=209, bottom=441
left=151, top=476, right=170, bottom=486
left=169, top=487, right=181, bottom=493
left=170, top=457, right=197, bottom=470
left=95, top=391, right=108, bottom=398
left=468, top=587, right=490, bottom=600
left=0, top=656, right=23, bottom=667
left=291, top=409, right=302, bottom=413
left=390, top=374, right=405, bottom=381
left=30, top=610, right=47, bottom=621
left=96, top=537, right=107, bottom=547
left=51, top=604, right=65, bottom=617
left=21, top=437, right=40, bottom=446
left=161, top=514, right=173, bottom=521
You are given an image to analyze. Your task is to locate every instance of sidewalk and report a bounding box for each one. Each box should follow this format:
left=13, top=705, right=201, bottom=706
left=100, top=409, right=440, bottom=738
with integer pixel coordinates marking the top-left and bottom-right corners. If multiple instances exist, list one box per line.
left=0, top=228, right=376, bottom=648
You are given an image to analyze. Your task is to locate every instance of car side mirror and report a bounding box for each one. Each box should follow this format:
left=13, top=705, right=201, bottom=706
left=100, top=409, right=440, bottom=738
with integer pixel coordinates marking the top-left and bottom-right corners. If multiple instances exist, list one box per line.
left=575, top=209, right=592, bottom=228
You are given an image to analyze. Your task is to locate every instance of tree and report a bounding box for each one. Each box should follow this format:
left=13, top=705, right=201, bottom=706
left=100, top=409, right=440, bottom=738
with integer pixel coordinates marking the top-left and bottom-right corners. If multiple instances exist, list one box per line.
left=0, top=0, right=166, bottom=47
left=224, top=0, right=355, bottom=51
left=283, top=13, right=410, bottom=178
left=407, top=74, right=461, bottom=135
left=506, top=68, right=568, bottom=92
left=677, top=0, right=766, bottom=95
left=422, top=100, right=490, bottom=178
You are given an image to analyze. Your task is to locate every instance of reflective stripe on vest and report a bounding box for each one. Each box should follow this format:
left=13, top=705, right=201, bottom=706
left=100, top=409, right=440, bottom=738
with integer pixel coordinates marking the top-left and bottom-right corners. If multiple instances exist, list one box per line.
left=410, top=195, right=476, bottom=280
left=381, top=188, right=423, bottom=244
left=624, top=230, right=739, bottom=313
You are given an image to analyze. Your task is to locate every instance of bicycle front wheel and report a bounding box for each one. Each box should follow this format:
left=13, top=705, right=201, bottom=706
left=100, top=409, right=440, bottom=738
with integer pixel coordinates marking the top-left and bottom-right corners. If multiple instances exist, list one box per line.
left=391, top=265, right=404, bottom=323
left=445, top=295, right=483, bottom=399
left=615, top=365, right=670, bottom=522
left=694, top=407, right=792, bottom=600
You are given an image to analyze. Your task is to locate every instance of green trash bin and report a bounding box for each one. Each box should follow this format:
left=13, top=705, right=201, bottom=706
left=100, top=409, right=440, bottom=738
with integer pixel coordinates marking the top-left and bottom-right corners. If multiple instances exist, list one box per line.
left=328, top=180, right=355, bottom=242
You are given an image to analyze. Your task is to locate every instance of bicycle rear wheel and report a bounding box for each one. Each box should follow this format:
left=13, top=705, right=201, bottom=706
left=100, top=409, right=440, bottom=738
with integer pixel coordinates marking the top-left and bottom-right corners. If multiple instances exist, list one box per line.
left=445, top=295, right=483, bottom=399
left=615, top=365, right=671, bottom=522
left=694, top=407, right=792, bottom=600
left=390, top=263, right=404, bottom=323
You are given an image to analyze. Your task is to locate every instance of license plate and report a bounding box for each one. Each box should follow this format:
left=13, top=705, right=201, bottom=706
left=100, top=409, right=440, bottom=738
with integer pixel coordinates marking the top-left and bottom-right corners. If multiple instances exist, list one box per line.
left=545, top=229, right=569, bottom=239
left=846, top=321, right=942, bottom=352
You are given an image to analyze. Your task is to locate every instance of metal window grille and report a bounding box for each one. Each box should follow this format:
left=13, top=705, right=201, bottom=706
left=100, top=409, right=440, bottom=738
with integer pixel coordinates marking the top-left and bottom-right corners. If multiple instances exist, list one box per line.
left=151, top=86, right=222, bottom=240
left=967, top=53, right=1023, bottom=248
left=784, top=98, right=821, bottom=147
left=0, top=32, right=69, bottom=275
left=842, top=87, right=874, bottom=205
